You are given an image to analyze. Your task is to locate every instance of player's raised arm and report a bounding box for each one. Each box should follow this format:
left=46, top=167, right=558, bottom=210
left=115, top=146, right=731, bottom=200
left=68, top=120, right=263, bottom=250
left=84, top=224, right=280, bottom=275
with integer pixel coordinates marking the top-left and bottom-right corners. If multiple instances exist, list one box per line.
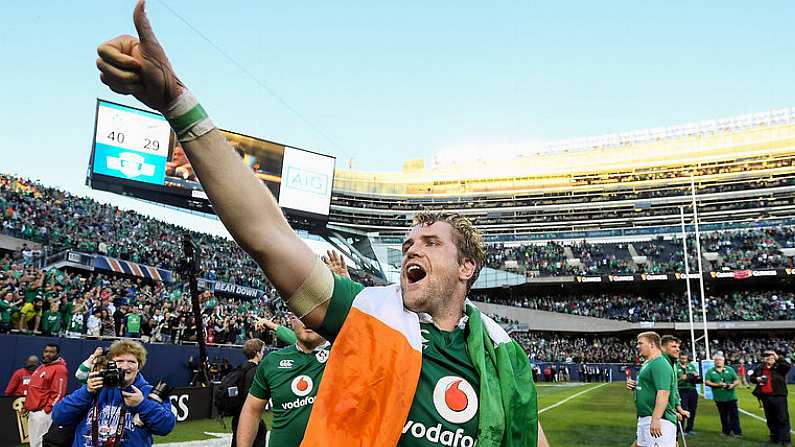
left=96, top=1, right=330, bottom=326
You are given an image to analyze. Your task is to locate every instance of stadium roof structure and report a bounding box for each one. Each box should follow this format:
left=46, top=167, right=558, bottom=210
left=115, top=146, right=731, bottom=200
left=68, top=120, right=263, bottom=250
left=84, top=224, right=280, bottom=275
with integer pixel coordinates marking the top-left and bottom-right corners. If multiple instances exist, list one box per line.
left=332, top=107, right=795, bottom=195
left=326, top=108, right=795, bottom=240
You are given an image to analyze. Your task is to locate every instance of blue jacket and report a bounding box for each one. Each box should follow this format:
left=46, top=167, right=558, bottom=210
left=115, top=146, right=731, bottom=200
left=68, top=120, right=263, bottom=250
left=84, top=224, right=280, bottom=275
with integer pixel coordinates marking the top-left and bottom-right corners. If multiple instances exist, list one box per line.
left=52, top=373, right=176, bottom=447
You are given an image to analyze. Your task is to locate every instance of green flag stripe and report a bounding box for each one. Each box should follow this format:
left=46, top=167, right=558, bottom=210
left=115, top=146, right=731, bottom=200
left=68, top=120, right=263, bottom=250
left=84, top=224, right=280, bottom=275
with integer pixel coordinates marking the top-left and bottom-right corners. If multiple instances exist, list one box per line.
left=466, top=303, right=538, bottom=447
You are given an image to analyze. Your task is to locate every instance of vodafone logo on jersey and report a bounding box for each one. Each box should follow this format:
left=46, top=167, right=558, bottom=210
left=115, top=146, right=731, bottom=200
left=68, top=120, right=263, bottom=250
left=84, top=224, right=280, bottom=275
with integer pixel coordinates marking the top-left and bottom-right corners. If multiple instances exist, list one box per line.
left=290, top=375, right=314, bottom=397
left=433, top=376, right=478, bottom=424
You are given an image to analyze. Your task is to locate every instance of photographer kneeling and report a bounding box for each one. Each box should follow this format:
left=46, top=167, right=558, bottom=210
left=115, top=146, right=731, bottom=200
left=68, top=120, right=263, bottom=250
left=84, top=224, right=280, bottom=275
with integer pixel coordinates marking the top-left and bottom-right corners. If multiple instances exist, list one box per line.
left=52, top=340, right=176, bottom=447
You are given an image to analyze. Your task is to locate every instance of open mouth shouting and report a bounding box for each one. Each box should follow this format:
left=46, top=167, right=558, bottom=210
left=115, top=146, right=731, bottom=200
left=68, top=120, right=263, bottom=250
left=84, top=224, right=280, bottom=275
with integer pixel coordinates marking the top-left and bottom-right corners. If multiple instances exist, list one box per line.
left=405, top=263, right=428, bottom=285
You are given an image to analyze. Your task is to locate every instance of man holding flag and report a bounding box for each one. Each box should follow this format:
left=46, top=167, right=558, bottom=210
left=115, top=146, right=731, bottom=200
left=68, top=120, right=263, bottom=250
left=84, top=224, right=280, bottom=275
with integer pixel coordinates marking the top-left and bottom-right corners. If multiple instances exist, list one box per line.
left=96, top=2, right=545, bottom=446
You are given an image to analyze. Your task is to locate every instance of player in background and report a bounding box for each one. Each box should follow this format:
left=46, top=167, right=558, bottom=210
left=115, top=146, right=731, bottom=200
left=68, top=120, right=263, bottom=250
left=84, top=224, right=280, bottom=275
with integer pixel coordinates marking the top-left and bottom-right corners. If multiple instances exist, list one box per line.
left=236, top=317, right=330, bottom=447
left=659, top=336, right=690, bottom=424
left=704, top=353, right=742, bottom=437
left=238, top=251, right=348, bottom=447
left=675, top=352, right=699, bottom=435
left=253, top=249, right=351, bottom=345
left=96, top=3, right=544, bottom=445
left=632, top=332, right=677, bottom=447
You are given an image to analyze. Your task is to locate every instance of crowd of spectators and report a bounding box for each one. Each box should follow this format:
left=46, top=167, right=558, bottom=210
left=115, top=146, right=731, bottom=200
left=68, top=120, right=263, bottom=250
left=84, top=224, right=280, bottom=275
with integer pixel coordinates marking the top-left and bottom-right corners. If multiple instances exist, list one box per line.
left=516, top=332, right=638, bottom=363
left=703, top=228, right=795, bottom=269
left=0, top=254, right=290, bottom=348
left=3, top=173, right=795, bottom=365
left=478, top=289, right=795, bottom=322
left=485, top=228, right=795, bottom=277
left=569, top=241, right=636, bottom=275
left=516, top=331, right=795, bottom=365
left=1, top=174, right=268, bottom=288
left=485, top=242, right=576, bottom=276
left=4, top=173, right=795, bottom=282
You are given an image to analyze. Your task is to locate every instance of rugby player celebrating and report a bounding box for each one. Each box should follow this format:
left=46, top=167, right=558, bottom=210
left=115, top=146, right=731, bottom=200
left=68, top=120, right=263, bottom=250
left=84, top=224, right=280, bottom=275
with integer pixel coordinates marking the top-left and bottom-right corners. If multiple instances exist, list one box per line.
left=96, top=2, right=546, bottom=445
left=238, top=317, right=330, bottom=447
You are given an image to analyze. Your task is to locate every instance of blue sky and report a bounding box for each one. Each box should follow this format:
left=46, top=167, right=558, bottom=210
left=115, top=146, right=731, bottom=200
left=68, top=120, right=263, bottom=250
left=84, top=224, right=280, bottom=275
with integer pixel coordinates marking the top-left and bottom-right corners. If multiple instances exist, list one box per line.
left=1, top=1, right=794, bottom=232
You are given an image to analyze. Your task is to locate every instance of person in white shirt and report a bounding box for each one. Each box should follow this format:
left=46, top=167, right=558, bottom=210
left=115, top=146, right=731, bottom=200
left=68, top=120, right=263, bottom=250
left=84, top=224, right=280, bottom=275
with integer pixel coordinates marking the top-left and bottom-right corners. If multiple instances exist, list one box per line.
left=86, top=309, right=102, bottom=337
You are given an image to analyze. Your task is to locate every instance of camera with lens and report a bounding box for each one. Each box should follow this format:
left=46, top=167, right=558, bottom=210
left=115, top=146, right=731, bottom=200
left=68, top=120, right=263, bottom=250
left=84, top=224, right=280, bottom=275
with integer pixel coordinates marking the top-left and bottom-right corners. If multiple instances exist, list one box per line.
left=148, top=382, right=173, bottom=404
left=757, top=374, right=769, bottom=386
left=685, top=373, right=701, bottom=385
left=133, top=381, right=173, bottom=428
left=99, top=361, right=125, bottom=388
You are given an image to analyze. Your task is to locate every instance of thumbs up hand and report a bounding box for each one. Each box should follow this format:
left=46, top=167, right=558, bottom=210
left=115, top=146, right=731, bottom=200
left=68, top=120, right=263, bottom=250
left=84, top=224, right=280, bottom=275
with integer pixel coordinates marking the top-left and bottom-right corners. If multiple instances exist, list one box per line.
left=96, top=0, right=184, bottom=112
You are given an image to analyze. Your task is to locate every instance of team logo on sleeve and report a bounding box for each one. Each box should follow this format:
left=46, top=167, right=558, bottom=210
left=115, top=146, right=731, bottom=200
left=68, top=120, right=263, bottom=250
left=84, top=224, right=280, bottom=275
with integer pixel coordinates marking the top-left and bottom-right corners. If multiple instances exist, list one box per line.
left=432, top=376, right=478, bottom=423
left=291, top=375, right=314, bottom=397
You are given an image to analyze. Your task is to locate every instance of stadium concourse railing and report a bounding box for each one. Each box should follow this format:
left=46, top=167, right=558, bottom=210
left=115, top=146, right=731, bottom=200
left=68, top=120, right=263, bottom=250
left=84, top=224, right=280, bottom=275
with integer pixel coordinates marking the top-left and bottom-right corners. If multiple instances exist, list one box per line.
left=45, top=249, right=270, bottom=300
left=474, top=301, right=795, bottom=333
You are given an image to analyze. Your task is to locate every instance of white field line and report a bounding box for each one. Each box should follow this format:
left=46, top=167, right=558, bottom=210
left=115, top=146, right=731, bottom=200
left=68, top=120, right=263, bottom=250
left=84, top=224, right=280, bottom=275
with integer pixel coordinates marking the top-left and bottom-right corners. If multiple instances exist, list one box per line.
left=536, top=382, right=591, bottom=387
left=539, top=383, right=609, bottom=414
left=737, top=407, right=795, bottom=435
left=156, top=432, right=231, bottom=447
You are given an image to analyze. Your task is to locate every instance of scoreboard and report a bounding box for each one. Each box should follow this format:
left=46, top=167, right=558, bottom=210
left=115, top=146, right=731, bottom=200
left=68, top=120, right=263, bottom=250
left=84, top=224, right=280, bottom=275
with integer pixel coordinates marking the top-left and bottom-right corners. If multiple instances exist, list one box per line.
left=87, top=99, right=336, bottom=225
left=92, top=101, right=171, bottom=185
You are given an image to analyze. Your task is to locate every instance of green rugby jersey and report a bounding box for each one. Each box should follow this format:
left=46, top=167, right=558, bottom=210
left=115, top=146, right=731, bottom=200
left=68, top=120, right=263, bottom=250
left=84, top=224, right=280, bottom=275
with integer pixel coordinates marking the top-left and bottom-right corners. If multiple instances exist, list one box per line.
left=675, top=362, right=698, bottom=390
left=319, top=274, right=481, bottom=447
left=248, top=343, right=329, bottom=447
left=704, top=366, right=738, bottom=401
left=663, top=353, right=681, bottom=406
left=635, top=354, right=677, bottom=425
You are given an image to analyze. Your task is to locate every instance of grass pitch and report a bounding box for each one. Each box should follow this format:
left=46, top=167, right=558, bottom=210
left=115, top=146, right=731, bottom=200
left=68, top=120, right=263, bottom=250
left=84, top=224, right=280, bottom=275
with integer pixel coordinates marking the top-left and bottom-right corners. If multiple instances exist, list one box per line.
left=150, top=383, right=794, bottom=446
left=538, top=382, right=794, bottom=447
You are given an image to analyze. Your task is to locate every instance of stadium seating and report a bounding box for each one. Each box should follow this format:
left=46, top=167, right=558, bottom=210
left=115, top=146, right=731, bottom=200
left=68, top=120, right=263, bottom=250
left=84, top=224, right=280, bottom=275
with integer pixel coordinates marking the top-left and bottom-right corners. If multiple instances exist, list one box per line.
left=517, top=331, right=795, bottom=365
left=2, top=172, right=794, bottom=367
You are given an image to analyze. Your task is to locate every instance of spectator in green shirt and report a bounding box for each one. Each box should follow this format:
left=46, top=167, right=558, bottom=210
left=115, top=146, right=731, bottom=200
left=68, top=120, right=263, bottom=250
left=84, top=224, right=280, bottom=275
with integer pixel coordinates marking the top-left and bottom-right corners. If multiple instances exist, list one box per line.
left=0, top=290, right=22, bottom=333
left=123, top=308, right=143, bottom=338
left=41, top=301, right=63, bottom=337
left=704, top=353, right=742, bottom=437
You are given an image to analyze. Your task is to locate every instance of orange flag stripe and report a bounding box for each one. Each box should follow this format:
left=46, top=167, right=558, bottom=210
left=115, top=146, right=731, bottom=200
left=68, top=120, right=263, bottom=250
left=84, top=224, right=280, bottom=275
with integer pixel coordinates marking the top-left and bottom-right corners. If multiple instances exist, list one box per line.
left=302, top=286, right=423, bottom=446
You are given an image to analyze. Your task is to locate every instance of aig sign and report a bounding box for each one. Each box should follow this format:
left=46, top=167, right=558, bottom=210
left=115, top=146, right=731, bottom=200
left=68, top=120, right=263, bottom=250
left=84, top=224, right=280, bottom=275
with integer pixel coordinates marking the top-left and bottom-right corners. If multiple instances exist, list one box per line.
left=285, top=167, right=328, bottom=196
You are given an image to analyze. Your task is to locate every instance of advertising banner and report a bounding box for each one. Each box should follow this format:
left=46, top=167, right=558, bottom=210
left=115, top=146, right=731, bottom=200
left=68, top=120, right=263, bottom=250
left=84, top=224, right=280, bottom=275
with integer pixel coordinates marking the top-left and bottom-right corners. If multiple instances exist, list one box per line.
left=701, top=359, right=715, bottom=400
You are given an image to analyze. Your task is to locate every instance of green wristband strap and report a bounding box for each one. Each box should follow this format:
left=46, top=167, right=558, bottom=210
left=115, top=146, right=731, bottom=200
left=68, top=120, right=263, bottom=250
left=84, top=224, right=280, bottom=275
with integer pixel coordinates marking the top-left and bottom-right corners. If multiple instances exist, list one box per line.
left=169, top=104, right=208, bottom=135
left=163, top=90, right=216, bottom=142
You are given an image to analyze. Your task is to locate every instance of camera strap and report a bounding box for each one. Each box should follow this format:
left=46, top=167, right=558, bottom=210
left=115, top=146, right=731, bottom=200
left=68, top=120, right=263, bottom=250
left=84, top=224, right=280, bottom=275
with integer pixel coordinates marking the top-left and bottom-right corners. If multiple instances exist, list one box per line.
left=91, top=396, right=129, bottom=447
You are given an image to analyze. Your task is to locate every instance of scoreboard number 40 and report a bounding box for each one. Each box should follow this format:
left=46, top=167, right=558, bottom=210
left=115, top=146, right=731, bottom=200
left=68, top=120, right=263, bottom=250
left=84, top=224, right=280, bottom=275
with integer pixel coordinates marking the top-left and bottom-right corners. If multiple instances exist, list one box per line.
left=106, top=131, right=160, bottom=151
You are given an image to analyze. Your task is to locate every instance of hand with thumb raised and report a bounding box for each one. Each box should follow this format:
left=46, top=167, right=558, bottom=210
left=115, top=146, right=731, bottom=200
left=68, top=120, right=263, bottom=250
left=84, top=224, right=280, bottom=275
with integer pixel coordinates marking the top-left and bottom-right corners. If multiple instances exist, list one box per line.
left=96, top=0, right=184, bottom=112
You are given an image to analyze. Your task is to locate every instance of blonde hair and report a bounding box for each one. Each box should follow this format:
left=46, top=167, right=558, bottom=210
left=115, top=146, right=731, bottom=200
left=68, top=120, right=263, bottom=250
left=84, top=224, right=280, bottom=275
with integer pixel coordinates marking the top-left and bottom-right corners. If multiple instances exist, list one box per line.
left=107, top=339, right=148, bottom=369
left=412, top=212, right=485, bottom=292
left=637, top=331, right=661, bottom=349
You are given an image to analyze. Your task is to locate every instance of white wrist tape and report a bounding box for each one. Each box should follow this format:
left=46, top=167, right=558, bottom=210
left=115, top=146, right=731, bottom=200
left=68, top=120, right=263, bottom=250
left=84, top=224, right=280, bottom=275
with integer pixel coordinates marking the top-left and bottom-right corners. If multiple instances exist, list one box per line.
left=164, top=90, right=216, bottom=142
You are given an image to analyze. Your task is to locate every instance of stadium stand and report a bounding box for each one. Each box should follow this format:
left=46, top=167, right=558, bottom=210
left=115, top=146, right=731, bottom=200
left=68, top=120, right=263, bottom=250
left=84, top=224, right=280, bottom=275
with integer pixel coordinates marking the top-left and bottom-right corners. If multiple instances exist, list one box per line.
left=2, top=110, right=795, bottom=379
left=3, top=169, right=795, bottom=360
left=475, top=289, right=795, bottom=322
left=516, top=331, right=795, bottom=365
